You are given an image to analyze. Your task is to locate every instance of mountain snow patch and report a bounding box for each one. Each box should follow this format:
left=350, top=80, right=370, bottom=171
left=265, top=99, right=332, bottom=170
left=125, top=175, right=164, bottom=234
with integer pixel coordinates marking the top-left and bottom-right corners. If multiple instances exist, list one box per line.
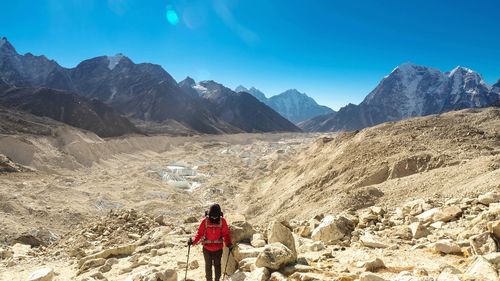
left=107, top=54, right=124, bottom=70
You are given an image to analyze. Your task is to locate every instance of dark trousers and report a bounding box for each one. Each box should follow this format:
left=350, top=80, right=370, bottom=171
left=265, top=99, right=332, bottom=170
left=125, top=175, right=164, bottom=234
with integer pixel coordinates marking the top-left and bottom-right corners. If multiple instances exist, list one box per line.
left=203, top=248, right=223, bottom=281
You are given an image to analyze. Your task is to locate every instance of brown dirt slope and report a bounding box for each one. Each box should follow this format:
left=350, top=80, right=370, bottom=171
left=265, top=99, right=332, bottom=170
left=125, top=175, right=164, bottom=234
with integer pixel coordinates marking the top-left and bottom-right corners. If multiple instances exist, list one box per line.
left=248, top=108, right=500, bottom=222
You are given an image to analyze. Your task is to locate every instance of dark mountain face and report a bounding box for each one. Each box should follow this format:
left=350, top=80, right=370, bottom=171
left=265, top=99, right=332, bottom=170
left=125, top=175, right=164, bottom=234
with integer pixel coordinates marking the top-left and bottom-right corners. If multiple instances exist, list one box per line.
left=0, top=38, right=242, bottom=135
left=0, top=37, right=74, bottom=90
left=178, top=76, right=201, bottom=98
left=196, top=81, right=301, bottom=132
left=0, top=86, right=139, bottom=137
left=300, top=63, right=500, bottom=132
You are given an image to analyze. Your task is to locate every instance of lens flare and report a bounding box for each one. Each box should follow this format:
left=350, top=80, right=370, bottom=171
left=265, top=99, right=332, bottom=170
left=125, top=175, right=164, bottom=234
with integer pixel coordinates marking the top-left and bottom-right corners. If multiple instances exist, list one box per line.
left=166, top=6, right=179, bottom=26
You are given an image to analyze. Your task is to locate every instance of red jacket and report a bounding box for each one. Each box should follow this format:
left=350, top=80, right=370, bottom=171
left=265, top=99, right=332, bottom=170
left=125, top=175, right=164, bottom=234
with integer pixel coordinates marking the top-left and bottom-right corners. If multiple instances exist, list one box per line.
left=192, top=217, right=232, bottom=252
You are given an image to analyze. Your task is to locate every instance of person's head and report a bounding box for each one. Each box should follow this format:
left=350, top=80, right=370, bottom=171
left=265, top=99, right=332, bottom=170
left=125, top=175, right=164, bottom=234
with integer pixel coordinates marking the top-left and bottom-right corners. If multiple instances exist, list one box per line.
left=208, top=203, right=222, bottom=224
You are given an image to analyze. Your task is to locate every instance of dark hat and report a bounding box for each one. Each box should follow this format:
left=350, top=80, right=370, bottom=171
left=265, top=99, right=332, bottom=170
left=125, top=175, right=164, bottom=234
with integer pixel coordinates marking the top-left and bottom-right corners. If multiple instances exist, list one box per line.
left=208, top=204, right=222, bottom=223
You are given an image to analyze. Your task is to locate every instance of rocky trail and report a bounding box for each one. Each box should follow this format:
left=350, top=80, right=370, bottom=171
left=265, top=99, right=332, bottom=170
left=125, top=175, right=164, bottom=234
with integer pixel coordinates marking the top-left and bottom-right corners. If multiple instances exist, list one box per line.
left=0, top=108, right=499, bottom=280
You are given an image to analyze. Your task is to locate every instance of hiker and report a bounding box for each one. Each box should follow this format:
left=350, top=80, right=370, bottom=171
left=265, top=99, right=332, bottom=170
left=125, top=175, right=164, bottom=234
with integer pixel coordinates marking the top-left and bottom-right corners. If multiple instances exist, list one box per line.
left=188, top=203, right=233, bottom=281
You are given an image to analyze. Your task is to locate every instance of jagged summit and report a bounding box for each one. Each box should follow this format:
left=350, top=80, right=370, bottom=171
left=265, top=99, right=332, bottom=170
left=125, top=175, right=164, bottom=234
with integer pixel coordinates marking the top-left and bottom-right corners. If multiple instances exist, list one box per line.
left=301, top=63, right=499, bottom=132
left=179, top=76, right=196, bottom=87
left=0, top=37, right=16, bottom=53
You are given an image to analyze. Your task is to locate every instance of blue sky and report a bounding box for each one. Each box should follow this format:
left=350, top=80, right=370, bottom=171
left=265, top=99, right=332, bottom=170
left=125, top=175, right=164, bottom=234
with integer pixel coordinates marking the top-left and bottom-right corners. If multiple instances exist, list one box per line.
left=1, top=0, right=499, bottom=110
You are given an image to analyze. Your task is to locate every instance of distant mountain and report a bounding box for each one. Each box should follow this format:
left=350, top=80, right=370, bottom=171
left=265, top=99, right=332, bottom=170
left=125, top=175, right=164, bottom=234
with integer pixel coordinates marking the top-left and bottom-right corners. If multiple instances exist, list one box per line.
left=235, top=86, right=334, bottom=123
left=0, top=37, right=239, bottom=135
left=0, top=86, right=139, bottom=137
left=188, top=80, right=301, bottom=132
left=267, top=89, right=335, bottom=123
left=235, top=85, right=267, bottom=103
left=299, top=63, right=500, bottom=132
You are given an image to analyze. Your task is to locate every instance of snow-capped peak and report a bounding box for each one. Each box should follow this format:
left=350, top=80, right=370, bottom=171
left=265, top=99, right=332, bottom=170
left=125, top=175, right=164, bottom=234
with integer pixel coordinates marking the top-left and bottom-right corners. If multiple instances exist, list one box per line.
left=107, top=54, right=124, bottom=70
left=448, top=66, right=474, bottom=77
left=192, top=83, right=208, bottom=95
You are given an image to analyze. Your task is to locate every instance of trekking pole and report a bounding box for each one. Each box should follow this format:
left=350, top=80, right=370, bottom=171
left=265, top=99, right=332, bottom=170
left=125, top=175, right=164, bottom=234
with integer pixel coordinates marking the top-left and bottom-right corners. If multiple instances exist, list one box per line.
left=184, top=239, right=191, bottom=281
left=222, top=246, right=233, bottom=280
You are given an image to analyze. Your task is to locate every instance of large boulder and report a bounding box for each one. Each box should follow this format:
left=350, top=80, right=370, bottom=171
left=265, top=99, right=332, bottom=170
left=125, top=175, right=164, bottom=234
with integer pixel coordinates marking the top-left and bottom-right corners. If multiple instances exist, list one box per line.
left=255, top=243, right=296, bottom=270
left=251, top=233, right=266, bottom=248
left=433, top=240, right=461, bottom=254
left=246, top=267, right=270, bottom=281
left=409, top=222, right=430, bottom=239
left=267, top=221, right=296, bottom=257
left=478, top=191, right=500, bottom=206
left=470, top=232, right=497, bottom=255
left=230, top=221, right=256, bottom=243
left=402, top=199, right=432, bottom=216
left=269, top=272, right=287, bottom=281
left=417, top=206, right=462, bottom=223
left=222, top=245, right=239, bottom=275
left=233, top=243, right=264, bottom=262
left=464, top=256, right=499, bottom=280
left=487, top=220, right=500, bottom=239
left=229, top=270, right=248, bottom=281
left=311, top=215, right=354, bottom=244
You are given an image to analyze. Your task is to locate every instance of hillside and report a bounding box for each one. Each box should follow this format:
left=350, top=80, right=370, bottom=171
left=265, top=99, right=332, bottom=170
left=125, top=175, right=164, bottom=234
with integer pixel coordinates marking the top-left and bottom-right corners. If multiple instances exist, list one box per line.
left=249, top=108, right=500, bottom=221
left=0, top=86, right=139, bottom=137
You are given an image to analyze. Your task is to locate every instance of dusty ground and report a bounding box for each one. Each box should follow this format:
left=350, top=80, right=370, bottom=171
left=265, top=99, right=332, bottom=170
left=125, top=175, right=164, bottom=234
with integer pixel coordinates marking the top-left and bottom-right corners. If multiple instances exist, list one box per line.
left=0, top=108, right=499, bottom=280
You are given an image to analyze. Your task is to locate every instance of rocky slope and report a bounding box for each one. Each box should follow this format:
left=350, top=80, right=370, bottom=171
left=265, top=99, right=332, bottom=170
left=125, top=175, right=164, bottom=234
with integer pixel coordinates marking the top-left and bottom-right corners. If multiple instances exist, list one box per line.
left=300, top=63, right=500, bottom=132
left=0, top=86, right=139, bottom=137
left=189, top=80, right=302, bottom=132
left=0, top=109, right=499, bottom=280
left=250, top=108, right=500, bottom=221
left=236, top=86, right=334, bottom=124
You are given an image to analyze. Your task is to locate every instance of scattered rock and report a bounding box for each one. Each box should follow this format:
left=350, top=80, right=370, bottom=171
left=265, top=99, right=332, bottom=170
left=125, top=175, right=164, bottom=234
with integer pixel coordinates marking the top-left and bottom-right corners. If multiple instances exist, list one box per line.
left=470, top=232, right=497, bottom=255
left=360, top=233, right=390, bottom=248
left=409, top=222, right=430, bottom=239
left=464, top=256, right=499, bottom=280
left=78, top=244, right=137, bottom=267
left=311, top=215, right=354, bottom=244
left=478, top=191, right=500, bottom=206
left=269, top=272, right=287, bottom=281
left=362, top=257, right=386, bottom=272
left=359, top=272, right=387, bottom=281
left=432, top=206, right=462, bottom=222
left=251, top=233, right=266, bottom=248
left=79, top=258, right=106, bottom=274
left=267, top=221, right=297, bottom=257
left=28, top=268, right=54, bottom=281
left=230, top=221, right=256, bottom=243
left=255, top=242, right=295, bottom=270
left=246, top=267, right=270, bottom=281
left=487, top=220, right=500, bottom=239
left=239, top=257, right=257, bottom=272
left=433, top=240, right=462, bottom=254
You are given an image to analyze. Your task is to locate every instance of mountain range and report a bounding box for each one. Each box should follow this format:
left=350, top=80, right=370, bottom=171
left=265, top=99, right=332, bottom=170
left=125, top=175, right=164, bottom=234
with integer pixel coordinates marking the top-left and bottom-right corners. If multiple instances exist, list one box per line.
left=0, top=37, right=300, bottom=135
left=235, top=86, right=334, bottom=123
left=299, top=63, right=500, bottom=132
left=182, top=79, right=300, bottom=132
left=1, top=36, right=498, bottom=136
